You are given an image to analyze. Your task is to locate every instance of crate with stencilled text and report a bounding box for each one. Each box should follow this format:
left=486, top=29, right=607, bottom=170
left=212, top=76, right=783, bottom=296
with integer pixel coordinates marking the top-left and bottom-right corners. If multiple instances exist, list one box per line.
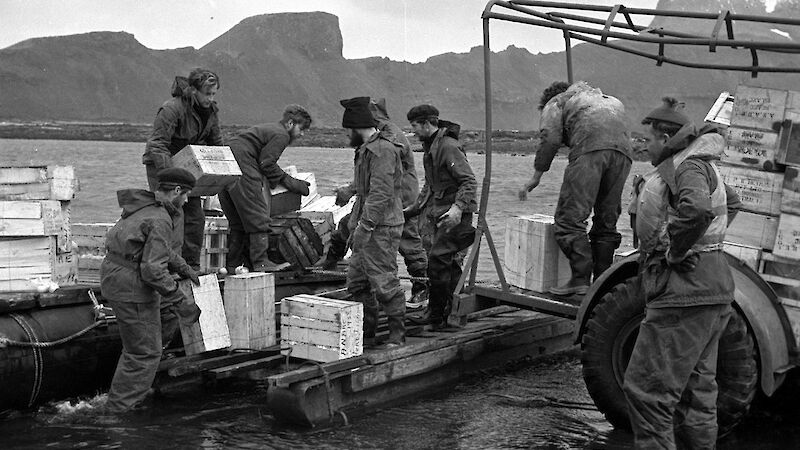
left=719, top=165, right=783, bottom=216
left=0, top=166, right=78, bottom=201
left=503, top=214, right=571, bottom=292
left=178, top=274, right=231, bottom=355
left=725, top=211, right=779, bottom=250
left=200, top=217, right=228, bottom=273
left=730, top=85, right=787, bottom=131
left=171, top=145, right=242, bottom=196
left=773, top=213, right=800, bottom=260
left=722, top=127, right=782, bottom=172
left=0, top=236, right=77, bottom=292
left=223, top=272, right=276, bottom=350
left=72, top=223, right=115, bottom=255
left=280, top=294, right=363, bottom=363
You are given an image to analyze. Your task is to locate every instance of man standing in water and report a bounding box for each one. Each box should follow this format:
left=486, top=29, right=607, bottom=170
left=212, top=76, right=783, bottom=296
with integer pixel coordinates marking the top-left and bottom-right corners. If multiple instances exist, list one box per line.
left=101, top=168, right=199, bottom=413
left=142, top=68, right=223, bottom=271
left=218, top=105, right=313, bottom=273
left=340, top=96, right=407, bottom=347
left=519, top=81, right=632, bottom=296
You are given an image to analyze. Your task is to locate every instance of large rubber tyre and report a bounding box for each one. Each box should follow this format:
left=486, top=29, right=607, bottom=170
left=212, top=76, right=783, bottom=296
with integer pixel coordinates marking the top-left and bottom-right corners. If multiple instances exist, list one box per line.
left=580, top=278, right=758, bottom=433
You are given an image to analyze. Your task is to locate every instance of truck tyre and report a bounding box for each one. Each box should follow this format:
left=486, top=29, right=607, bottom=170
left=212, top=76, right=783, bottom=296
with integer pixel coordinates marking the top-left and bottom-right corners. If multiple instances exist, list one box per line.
left=580, top=278, right=758, bottom=432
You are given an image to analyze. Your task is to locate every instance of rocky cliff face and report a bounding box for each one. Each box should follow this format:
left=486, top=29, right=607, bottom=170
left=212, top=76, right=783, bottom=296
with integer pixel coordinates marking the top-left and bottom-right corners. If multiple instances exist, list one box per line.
left=1, top=3, right=799, bottom=129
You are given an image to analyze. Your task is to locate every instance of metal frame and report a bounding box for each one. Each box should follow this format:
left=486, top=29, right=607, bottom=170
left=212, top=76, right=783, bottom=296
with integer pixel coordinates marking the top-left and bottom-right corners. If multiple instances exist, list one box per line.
left=457, top=1, right=800, bottom=313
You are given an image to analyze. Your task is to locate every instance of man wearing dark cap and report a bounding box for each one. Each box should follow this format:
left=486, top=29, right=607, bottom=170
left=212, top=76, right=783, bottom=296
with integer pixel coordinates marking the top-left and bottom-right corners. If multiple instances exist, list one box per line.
left=218, top=105, right=313, bottom=273
left=340, top=96, right=407, bottom=347
left=519, top=81, right=632, bottom=296
left=622, top=98, right=741, bottom=449
left=101, top=167, right=201, bottom=413
left=405, top=104, right=477, bottom=330
left=143, top=68, right=224, bottom=271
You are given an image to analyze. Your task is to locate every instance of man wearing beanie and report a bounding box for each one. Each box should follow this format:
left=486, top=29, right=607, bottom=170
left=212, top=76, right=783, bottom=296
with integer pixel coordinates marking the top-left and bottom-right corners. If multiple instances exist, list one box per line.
left=218, top=105, right=313, bottom=273
left=340, top=96, right=407, bottom=347
left=101, top=167, right=201, bottom=413
left=404, top=104, right=477, bottom=330
left=623, top=98, right=741, bottom=448
left=519, top=81, right=632, bottom=296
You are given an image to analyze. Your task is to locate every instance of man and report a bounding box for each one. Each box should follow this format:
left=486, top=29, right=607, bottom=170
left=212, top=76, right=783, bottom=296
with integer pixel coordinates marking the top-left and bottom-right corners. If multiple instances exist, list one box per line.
left=142, top=68, right=223, bottom=271
left=404, top=104, right=477, bottom=330
left=218, top=105, right=313, bottom=273
left=101, top=168, right=200, bottom=413
left=322, top=98, right=429, bottom=304
left=519, top=81, right=632, bottom=295
left=623, top=98, right=740, bottom=449
left=340, top=96, right=407, bottom=347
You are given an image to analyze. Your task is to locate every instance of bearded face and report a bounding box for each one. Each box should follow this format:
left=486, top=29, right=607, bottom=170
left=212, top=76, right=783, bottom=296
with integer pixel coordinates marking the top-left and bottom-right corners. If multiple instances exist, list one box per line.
left=349, top=129, right=364, bottom=148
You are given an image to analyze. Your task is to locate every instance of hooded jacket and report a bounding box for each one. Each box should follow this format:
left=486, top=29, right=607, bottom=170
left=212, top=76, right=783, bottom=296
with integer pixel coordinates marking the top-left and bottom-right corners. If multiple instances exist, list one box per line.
left=100, top=189, right=184, bottom=303
left=635, top=124, right=740, bottom=308
left=415, top=120, right=477, bottom=215
left=142, top=76, right=224, bottom=170
left=350, top=131, right=405, bottom=229
left=370, top=100, right=419, bottom=207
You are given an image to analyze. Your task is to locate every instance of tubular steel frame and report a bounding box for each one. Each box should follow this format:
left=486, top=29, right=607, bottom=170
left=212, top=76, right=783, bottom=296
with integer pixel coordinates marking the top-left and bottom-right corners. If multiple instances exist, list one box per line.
left=456, top=1, right=800, bottom=314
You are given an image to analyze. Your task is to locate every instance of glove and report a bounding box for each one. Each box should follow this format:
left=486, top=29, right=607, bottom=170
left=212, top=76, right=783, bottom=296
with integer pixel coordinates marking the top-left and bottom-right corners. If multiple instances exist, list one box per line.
left=283, top=175, right=311, bottom=196
left=334, top=185, right=355, bottom=206
left=666, top=249, right=699, bottom=273
left=437, top=204, right=462, bottom=231
left=182, top=267, right=200, bottom=285
left=162, top=285, right=186, bottom=307
left=176, top=302, right=202, bottom=326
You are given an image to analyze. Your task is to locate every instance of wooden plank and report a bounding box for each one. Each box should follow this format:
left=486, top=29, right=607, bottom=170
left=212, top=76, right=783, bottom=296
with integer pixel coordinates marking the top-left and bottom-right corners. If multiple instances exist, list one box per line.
left=178, top=274, right=231, bottom=355
left=281, top=325, right=352, bottom=349
left=503, top=214, right=570, bottom=292
left=224, top=272, right=276, bottom=350
left=291, top=224, right=320, bottom=265
left=268, top=356, right=370, bottom=388
left=722, top=127, right=780, bottom=171
left=0, top=167, right=47, bottom=184
left=167, top=351, right=270, bottom=377
left=725, top=211, right=779, bottom=250
left=782, top=166, right=800, bottom=215
left=719, top=165, right=783, bottom=216
left=778, top=110, right=800, bottom=166
left=282, top=229, right=312, bottom=267
left=348, top=342, right=465, bottom=392
left=773, top=213, right=800, bottom=260
left=207, top=354, right=284, bottom=380
left=731, top=85, right=787, bottom=131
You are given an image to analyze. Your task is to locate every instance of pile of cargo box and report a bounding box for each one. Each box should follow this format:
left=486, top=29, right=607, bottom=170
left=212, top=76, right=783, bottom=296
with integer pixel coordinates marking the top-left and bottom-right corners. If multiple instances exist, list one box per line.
left=0, top=166, right=78, bottom=292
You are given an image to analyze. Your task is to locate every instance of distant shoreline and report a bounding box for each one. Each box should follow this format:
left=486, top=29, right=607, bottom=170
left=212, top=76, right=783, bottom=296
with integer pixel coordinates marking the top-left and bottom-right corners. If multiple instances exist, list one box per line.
left=0, top=121, right=544, bottom=154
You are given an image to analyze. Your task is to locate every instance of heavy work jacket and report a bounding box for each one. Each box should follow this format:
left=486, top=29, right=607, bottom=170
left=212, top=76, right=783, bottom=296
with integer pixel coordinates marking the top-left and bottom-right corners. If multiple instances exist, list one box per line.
left=100, top=189, right=185, bottom=303
left=229, top=123, right=292, bottom=189
left=370, top=102, right=419, bottom=208
left=534, top=81, right=632, bottom=172
left=635, top=124, right=741, bottom=308
left=416, top=122, right=477, bottom=216
left=142, top=78, right=223, bottom=171
left=350, top=131, right=404, bottom=230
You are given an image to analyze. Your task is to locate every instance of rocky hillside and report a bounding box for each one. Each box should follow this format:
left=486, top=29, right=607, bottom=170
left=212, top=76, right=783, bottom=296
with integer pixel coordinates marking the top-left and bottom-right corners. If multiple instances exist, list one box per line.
left=1, top=2, right=800, bottom=130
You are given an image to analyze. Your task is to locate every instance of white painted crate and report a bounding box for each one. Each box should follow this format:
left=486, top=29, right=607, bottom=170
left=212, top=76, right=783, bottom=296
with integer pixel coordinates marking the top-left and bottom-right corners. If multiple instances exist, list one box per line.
left=172, top=145, right=242, bottom=196
left=178, top=274, right=231, bottom=355
left=224, top=272, right=276, bottom=350
left=503, top=214, right=571, bottom=292
left=280, top=294, right=363, bottom=363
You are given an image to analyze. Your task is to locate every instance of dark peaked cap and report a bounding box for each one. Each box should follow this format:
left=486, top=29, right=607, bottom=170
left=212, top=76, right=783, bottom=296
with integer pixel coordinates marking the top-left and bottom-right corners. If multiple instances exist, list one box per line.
left=407, top=104, right=439, bottom=123
left=642, top=98, right=690, bottom=127
left=341, top=96, right=377, bottom=128
left=157, top=167, right=196, bottom=190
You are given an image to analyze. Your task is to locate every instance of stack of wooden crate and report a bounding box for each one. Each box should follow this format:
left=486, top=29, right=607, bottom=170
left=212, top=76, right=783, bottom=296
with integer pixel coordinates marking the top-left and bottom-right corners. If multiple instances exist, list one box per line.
left=297, top=195, right=355, bottom=247
left=71, top=222, right=116, bottom=283
left=280, top=294, right=363, bottom=362
left=200, top=217, right=229, bottom=273
left=720, top=85, right=800, bottom=310
left=0, top=166, right=78, bottom=291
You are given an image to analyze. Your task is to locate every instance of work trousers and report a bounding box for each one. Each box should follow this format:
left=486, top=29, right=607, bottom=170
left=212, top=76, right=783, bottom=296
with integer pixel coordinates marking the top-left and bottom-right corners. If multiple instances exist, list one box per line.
left=146, top=164, right=204, bottom=270
left=218, top=173, right=273, bottom=270
left=623, top=303, right=733, bottom=450
left=347, top=224, right=405, bottom=343
left=106, top=299, right=164, bottom=412
left=425, top=212, right=475, bottom=322
left=554, top=150, right=631, bottom=282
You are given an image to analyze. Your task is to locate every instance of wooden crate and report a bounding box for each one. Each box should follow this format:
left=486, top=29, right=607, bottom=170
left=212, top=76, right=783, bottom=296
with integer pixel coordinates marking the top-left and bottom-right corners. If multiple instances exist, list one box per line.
left=0, top=236, right=77, bottom=291
left=72, top=222, right=116, bottom=255
left=268, top=171, right=317, bottom=216
left=723, top=242, right=762, bottom=271
left=722, top=127, right=780, bottom=171
left=731, top=85, right=786, bottom=131
left=77, top=254, right=104, bottom=284
left=719, top=164, right=783, bottom=216
left=503, top=214, right=571, bottom=292
left=300, top=195, right=355, bottom=227
left=726, top=211, right=779, bottom=250
left=777, top=110, right=800, bottom=166
left=0, top=166, right=78, bottom=201
left=0, top=200, right=64, bottom=237
left=773, top=213, right=800, bottom=260
left=172, top=145, right=242, bottom=196
left=268, top=216, right=325, bottom=268
left=280, top=294, right=363, bottom=362
left=178, top=274, right=231, bottom=355
left=223, top=272, right=276, bottom=350
left=782, top=166, right=800, bottom=215
left=201, top=218, right=228, bottom=273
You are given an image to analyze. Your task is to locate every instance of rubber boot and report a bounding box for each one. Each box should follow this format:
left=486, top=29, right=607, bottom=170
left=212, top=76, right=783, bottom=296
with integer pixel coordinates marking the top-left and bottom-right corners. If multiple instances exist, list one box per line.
left=591, top=241, right=617, bottom=281
left=320, top=229, right=348, bottom=271
left=225, top=229, right=247, bottom=274
left=421, top=281, right=448, bottom=330
left=383, top=291, right=406, bottom=346
left=249, top=232, right=290, bottom=272
left=549, top=239, right=592, bottom=296
left=352, top=291, right=379, bottom=345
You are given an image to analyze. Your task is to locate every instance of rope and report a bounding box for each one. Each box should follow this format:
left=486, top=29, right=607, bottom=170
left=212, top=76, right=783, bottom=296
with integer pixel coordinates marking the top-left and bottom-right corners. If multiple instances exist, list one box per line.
left=0, top=320, right=104, bottom=349
left=300, top=360, right=336, bottom=421
left=9, top=314, right=43, bottom=407
left=308, top=268, right=429, bottom=283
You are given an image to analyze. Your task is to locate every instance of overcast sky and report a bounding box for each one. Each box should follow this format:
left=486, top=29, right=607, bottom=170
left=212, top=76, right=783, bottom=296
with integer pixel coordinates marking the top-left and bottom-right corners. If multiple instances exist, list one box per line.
left=1, top=0, right=668, bottom=62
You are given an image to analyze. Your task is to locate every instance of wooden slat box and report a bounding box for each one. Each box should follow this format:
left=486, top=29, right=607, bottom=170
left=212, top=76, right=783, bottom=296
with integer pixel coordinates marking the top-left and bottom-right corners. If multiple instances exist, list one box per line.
left=773, top=213, right=800, bottom=260
left=281, top=294, right=363, bottom=363
left=300, top=195, right=355, bottom=228
left=201, top=218, right=228, bottom=273
left=268, top=216, right=325, bottom=268
left=0, top=166, right=77, bottom=201
left=172, top=145, right=242, bottom=196
left=731, top=85, right=786, bottom=131
left=268, top=171, right=317, bottom=216
left=0, top=236, right=76, bottom=292
left=72, top=222, right=116, bottom=255
left=719, top=164, right=783, bottom=216
left=503, top=214, right=571, bottom=292
left=722, top=242, right=762, bottom=271
left=722, top=127, right=781, bottom=172
left=178, top=274, right=231, bottom=355
left=0, top=200, right=64, bottom=237
left=726, top=211, right=779, bottom=250
left=224, top=272, right=275, bottom=350
left=77, top=254, right=104, bottom=284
